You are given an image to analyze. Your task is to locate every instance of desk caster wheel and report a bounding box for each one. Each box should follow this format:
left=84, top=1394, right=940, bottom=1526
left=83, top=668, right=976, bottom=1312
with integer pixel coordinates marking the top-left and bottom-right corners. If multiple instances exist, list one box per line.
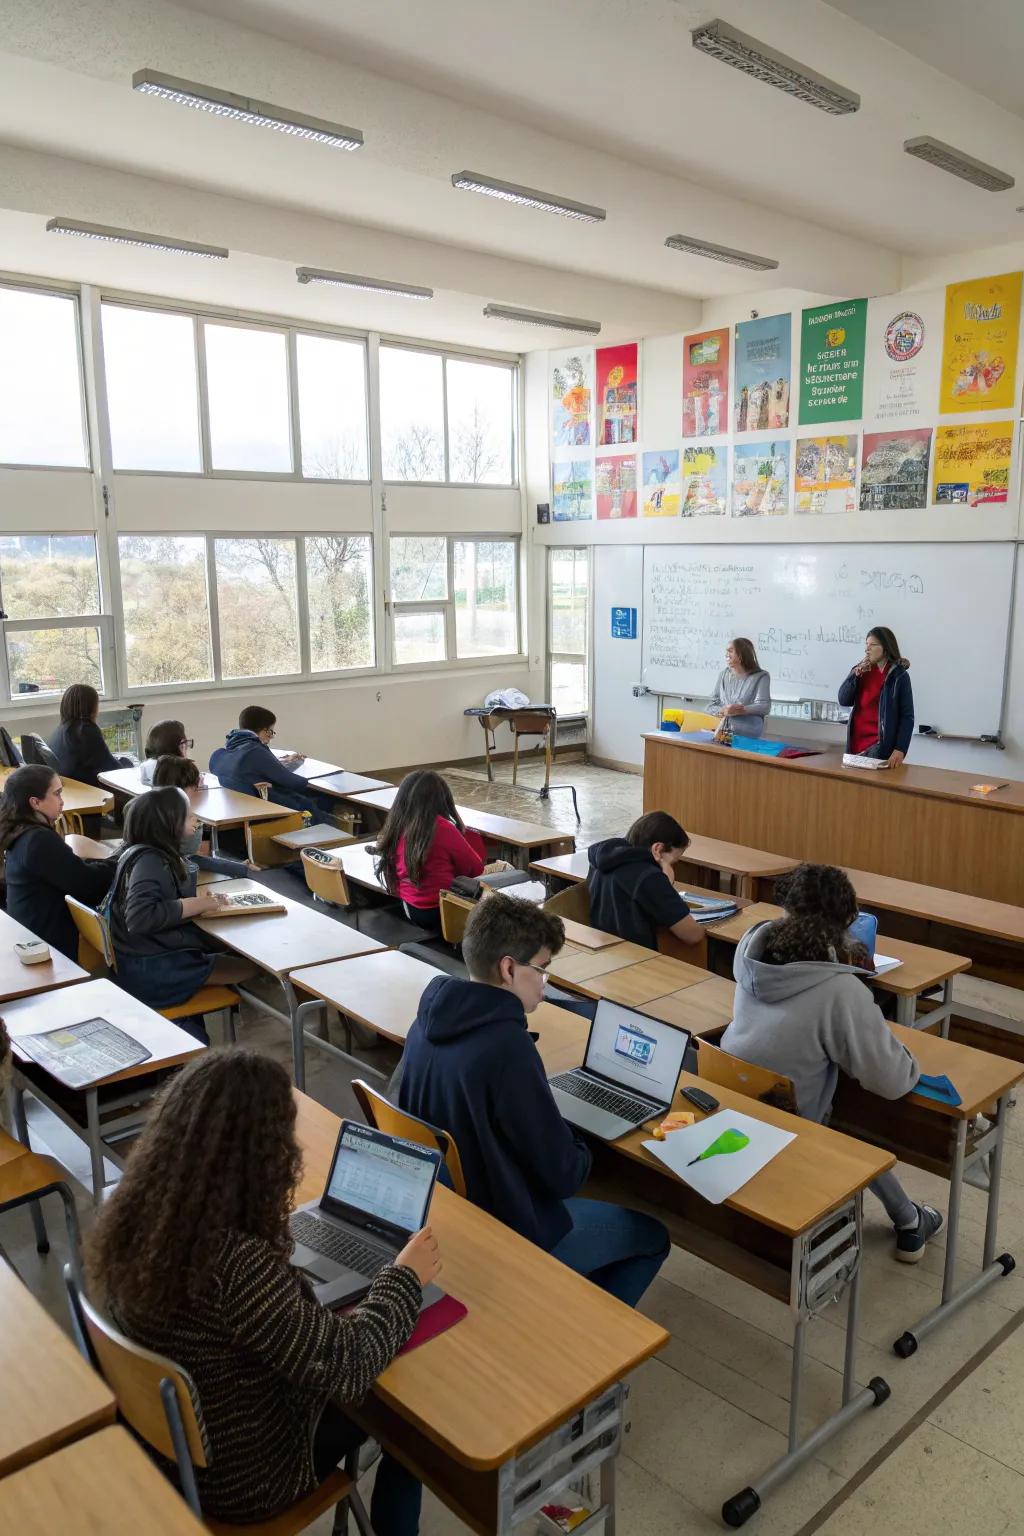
left=722, top=1488, right=760, bottom=1528
left=894, top=1332, right=918, bottom=1358
left=869, top=1376, right=891, bottom=1405
left=998, top=1253, right=1015, bottom=1276
left=35, top=1238, right=50, bottom=1255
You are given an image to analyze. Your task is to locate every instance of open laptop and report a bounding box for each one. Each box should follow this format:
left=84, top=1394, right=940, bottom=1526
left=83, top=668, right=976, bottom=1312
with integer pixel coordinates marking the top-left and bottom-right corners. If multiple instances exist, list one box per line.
left=290, top=1121, right=442, bottom=1308
left=547, top=1000, right=691, bottom=1140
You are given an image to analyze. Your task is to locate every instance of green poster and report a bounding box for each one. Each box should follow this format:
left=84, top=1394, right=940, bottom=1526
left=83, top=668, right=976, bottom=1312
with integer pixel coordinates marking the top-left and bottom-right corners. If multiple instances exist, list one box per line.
left=799, top=299, right=867, bottom=423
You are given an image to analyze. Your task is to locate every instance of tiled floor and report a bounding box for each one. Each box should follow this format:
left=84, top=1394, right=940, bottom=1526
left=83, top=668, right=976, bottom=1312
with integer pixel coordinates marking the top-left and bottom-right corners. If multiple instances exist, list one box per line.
left=4, top=758, right=1023, bottom=1536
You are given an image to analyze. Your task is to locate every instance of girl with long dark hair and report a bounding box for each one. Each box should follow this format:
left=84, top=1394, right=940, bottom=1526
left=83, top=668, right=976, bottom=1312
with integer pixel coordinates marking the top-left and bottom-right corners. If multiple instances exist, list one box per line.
left=46, top=682, right=124, bottom=788
left=373, top=769, right=488, bottom=932
left=839, top=626, right=914, bottom=766
left=139, top=718, right=191, bottom=784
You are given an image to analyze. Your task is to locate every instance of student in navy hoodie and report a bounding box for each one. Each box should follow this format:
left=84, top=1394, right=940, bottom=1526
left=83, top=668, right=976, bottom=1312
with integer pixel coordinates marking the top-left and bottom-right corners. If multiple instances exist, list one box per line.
left=209, top=706, right=334, bottom=822
left=398, top=894, right=670, bottom=1307
left=587, top=811, right=705, bottom=952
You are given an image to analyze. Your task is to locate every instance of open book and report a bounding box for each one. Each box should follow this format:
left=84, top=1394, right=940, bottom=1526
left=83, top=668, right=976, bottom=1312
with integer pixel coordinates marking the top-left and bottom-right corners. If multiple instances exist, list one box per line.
left=207, top=891, right=287, bottom=917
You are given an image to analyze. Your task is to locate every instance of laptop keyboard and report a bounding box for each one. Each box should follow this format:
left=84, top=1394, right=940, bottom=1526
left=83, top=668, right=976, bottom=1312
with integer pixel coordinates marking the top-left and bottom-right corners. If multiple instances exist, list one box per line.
left=290, top=1211, right=390, bottom=1277
left=549, top=1071, right=656, bottom=1123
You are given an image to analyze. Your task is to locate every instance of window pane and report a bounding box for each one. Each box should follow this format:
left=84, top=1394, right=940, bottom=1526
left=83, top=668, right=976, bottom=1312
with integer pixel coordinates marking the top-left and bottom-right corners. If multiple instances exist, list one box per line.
left=215, top=539, right=299, bottom=678
left=0, top=535, right=98, bottom=618
left=204, top=324, right=292, bottom=472
left=447, top=360, right=514, bottom=484
left=394, top=610, right=445, bottom=665
left=551, top=659, right=587, bottom=716
left=297, top=334, right=368, bottom=480
left=549, top=549, right=588, bottom=655
left=7, top=626, right=102, bottom=697
left=0, top=288, right=87, bottom=467
left=102, top=306, right=201, bottom=471
left=380, top=347, right=444, bottom=481
left=390, top=537, right=447, bottom=601
left=455, top=541, right=517, bottom=657
left=306, top=535, right=374, bottom=671
left=118, top=536, right=213, bottom=686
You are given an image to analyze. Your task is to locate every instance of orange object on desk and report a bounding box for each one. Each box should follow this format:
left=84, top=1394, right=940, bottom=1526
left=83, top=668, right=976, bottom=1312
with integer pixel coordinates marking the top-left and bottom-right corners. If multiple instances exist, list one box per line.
left=651, top=1111, right=696, bottom=1139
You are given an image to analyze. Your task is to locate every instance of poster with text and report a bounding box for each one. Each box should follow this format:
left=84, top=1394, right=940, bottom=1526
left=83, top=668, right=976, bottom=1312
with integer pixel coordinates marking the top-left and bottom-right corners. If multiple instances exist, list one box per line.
left=596, top=453, right=637, bottom=519
left=940, top=272, right=1021, bottom=414
left=862, top=291, right=943, bottom=427
left=732, top=440, right=790, bottom=516
left=734, top=314, right=791, bottom=432
left=795, top=435, right=857, bottom=514
left=799, top=299, right=867, bottom=424
left=642, top=450, right=681, bottom=517
left=682, top=327, right=729, bottom=437
left=596, top=343, right=638, bottom=446
left=551, top=348, right=593, bottom=447
left=860, top=429, right=932, bottom=511
left=552, top=459, right=593, bottom=521
left=932, top=421, right=1013, bottom=507
left=681, top=444, right=728, bottom=516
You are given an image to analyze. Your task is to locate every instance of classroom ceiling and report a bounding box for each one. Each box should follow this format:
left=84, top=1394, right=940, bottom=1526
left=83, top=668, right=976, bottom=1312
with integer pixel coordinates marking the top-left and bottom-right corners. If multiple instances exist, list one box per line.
left=0, top=0, right=1022, bottom=348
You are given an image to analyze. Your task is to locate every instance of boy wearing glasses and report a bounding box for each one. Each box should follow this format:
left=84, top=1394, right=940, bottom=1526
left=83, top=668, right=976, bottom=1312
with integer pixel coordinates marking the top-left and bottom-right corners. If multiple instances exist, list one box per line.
left=209, top=705, right=334, bottom=822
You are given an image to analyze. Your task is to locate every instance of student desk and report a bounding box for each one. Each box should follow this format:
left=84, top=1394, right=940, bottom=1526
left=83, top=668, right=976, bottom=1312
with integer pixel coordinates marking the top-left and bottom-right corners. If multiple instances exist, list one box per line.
left=0, top=909, right=88, bottom=1002
left=5, top=978, right=203, bottom=1202
left=548, top=947, right=712, bottom=1008
left=98, top=769, right=286, bottom=854
left=64, top=831, right=231, bottom=885
left=307, top=768, right=393, bottom=798
left=530, top=836, right=797, bottom=901
left=347, top=787, right=576, bottom=867
left=271, top=822, right=354, bottom=852
left=271, top=748, right=342, bottom=780
left=293, top=1090, right=668, bottom=1536
left=641, top=975, right=738, bottom=1035
left=0, top=769, right=112, bottom=827
left=0, top=1264, right=116, bottom=1478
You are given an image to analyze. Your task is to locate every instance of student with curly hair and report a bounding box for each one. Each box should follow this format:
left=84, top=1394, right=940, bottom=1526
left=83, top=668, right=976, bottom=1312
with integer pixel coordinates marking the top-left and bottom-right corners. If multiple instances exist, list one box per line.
left=85, top=1049, right=437, bottom=1532
left=722, top=862, right=943, bottom=1263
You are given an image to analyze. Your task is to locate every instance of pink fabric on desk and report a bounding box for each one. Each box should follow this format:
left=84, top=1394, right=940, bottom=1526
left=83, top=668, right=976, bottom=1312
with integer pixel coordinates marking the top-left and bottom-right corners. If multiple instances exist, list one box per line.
left=398, top=1291, right=467, bottom=1354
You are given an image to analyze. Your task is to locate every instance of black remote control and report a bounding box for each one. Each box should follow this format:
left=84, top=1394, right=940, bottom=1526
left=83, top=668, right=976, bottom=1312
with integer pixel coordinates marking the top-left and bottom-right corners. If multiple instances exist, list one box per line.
left=680, top=1086, right=720, bottom=1115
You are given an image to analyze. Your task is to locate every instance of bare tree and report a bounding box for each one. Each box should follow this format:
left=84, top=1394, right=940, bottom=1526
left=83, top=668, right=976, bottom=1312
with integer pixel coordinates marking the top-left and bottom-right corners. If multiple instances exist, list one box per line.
left=450, top=401, right=502, bottom=483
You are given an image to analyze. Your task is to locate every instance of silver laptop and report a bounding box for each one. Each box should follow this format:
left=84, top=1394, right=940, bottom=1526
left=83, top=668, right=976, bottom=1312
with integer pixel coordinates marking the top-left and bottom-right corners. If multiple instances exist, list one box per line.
left=548, top=1000, right=690, bottom=1140
left=290, top=1121, right=442, bottom=1308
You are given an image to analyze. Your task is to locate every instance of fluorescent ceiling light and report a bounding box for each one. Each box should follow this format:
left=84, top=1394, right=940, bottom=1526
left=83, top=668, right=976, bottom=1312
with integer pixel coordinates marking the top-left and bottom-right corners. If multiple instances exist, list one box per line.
left=904, top=136, right=1014, bottom=192
left=296, top=266, right=433, bottom=300
left=482, top=303, right=601, bottom=335
left=665, top=234, right=778, bottom=271
left=691, top=19, right=859, bottom=116
left=133, top=68, right=363, bottom=151
left=46, top=217, right=228, bottom=259
left=451, top=171, right=605, bottom=223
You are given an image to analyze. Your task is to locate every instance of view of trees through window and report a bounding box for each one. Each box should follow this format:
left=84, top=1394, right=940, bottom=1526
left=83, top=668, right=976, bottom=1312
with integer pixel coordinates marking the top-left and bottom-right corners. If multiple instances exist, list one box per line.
left=119, top=536, right=213, bottom=687
left=0, top=536, right=102, bottom=696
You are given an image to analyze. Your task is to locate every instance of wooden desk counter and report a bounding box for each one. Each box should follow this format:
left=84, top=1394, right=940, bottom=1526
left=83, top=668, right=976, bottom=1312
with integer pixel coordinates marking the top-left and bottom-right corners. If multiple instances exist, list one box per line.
left=292, top=950, right=436, bottom=1045
left=0, top=768, right=112, bottom=819
left=196, top=879, right=385, bottom=976
left=0, top=909, right=88, bottom=1002
left=0, top=1427, right=205, bottom=1533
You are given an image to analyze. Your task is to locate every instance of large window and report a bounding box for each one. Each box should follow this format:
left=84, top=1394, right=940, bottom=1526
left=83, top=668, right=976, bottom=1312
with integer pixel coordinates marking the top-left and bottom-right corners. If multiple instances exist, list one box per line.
left=306, top=535, right=374, bottom=671
left=296, top=334, right=368, bottom=480
left=0, top=535, right=108, bottom=697
left=454, top=540, right=517, bottom=656
left=215, top=538, right=300, bottom=678
left=380, top=346, right=516, bottom=485
left=119, top=536, right=213, bottom=686
left=389, top=536, right=519, bottom=665
left=548, top=548, right=589, bottom=715
left=204, top=323, right=292, bottom=473
left=380, top=348, right=445, bottom=482
left=102, top=306, right=201, bottom=472
left=447, top=360, right=514, bottom=484
left=0, top=287, right=88, bottom=468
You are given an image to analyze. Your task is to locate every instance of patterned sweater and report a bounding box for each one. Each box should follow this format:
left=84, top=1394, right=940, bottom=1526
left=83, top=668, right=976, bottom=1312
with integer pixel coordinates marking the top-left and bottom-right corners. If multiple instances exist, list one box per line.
left=115, top=1229, right=421, bottom=1522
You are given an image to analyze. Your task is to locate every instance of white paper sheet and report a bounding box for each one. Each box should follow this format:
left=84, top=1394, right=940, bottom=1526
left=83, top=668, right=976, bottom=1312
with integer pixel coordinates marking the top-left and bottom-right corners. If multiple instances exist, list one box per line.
left=870, top=954, right=902, bottom=976
left=642, top=1108, right=795, bottom=1205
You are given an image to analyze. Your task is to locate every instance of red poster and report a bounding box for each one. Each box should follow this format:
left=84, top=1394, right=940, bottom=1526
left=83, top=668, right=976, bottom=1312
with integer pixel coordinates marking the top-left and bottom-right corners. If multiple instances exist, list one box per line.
left=596, top=343, right=638, bottom=446
left=683, top=327, right=729, bottom=437
left=596, top=453, right=637, bottom=519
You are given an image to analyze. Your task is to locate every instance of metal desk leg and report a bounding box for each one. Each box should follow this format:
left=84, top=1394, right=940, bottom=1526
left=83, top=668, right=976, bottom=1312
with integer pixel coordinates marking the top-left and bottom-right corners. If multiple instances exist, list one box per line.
left=895, top=992, right=916, bottom=1028
left=86, top=1089, right=106, bottom=1206
left=600, top=1448, right=616, bottom=1536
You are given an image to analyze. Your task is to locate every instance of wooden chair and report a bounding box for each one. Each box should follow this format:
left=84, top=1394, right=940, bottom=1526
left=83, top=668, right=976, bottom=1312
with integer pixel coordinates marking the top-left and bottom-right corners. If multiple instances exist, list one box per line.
left=352, top=1078, right=466, bottom=1197
left=301, top=849, right=354, bottom=909
left=246, top=811, right=305, bottom=869
left=0, top=1127, right=81, bottom=1280
left=64, top=1269, right=364, bottom=1535
left=696, top=1038, right=798, bottom=1114
left=657, top=924, right=709, bottom=970
left=544, top=883, right=591, bottom=924
left=438, top=890, right=473, bottom=946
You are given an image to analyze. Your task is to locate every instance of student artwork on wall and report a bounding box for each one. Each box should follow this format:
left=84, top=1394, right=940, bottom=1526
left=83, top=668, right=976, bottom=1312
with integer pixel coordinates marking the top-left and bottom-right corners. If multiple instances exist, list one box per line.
left=732, top=439, right=789, bottom=516
left=551, top=348, right=593, bottom=447
left=794, top=435, right=857, bottom=515
left=596, top=343, right=638, bottom=446
left=552, top=458, right=594, bottom=521
left=680, top=445, right=728, bottom=517
left=940, top=272, right=1022, bottom=415
left=682, top=327, right=729, bottom=437
left=641, top=450, right=681, bottom=517
left=734, top=314, right=791, bottom=433
left=932, top=421, right=1014, bottom=507
left=863, top=291, right=943, bottom=427
left=860, top=429, right=932, bottom=511
left=798, top=299, right=867, bottom=424
left=596, top=453, right=637, bottom=519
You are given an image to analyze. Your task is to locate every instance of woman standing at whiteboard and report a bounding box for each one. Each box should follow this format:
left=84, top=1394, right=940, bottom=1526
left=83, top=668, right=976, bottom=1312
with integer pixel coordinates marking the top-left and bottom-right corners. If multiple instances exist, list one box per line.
left=708, top=638, right=772, bottom=739
left=839, top=627, right=914, bottom=767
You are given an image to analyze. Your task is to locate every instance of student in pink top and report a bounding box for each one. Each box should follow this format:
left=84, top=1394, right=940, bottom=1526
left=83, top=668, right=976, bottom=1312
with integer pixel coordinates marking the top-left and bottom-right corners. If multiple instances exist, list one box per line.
left=374, top=770, right=488, bottom=933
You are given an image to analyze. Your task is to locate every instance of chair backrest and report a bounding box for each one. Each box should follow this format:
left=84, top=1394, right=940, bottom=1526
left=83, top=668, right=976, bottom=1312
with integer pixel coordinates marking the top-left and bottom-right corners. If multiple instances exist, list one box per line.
left=438, top=889, right=473, bottom=945
left=543, top=883, right=591, bottom=924
left=252, top=780, right=272, bottom=801
left=696, top=1039, right=797, bottom=1113
left=246, top=810, right=305, bottom=868
left=656, top=924, right=709, bottom=968
left=0, top=726, right=22, bottom=768
left=65, top=894, right=114, bottom=970
left=301, top=849, right=352, bottom=906
left=20, top=733, right=58, bottom=770
left=352, top=1078, right=467, bottom=1197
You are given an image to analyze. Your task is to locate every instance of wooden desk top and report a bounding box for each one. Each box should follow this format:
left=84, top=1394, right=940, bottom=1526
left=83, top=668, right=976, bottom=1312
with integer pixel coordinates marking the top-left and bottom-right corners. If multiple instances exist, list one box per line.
left=560, top=955, right=712, bottom=1008
left=294, top=1091, right=668, bottom=1469
left=548, top=942, right=658, bottom=986
left=271, top=823, right=353, bottom=850
left=531, top=836, right=797, bottom=886
left=642, top=976, right=738, bottom=1036
left=64, top=833, right=225, bottom=886
left=292, top=950, right=437, bottom=1044
left=891, top=1023, right=1024, bottom=1119
left=98, top=769, right=283, bottom=828
left=272, top=749, right=342, bottom=781
left=0, top=1427, right=206, bottom=1533
left=196, top=879, right=386, bottom=976
left=0, top=1265, right=116, bottom=1478
left=348, top=789, right=571, bottom=850
left=845, top=866, right=1024, bottom=946
left=0, top=909, right=88, bottom=1002
left=329, top=839, right=388, bottom=892
left=4, top=978, right=204, bottom=1088
left=308, top=769, right=394, bottom=798
left=0, top=768, right=111, bottom=817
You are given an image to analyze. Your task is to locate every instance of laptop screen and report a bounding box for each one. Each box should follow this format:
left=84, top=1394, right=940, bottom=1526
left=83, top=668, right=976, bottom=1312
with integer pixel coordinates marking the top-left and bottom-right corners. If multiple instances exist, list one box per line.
left=584, top=1000, right=689, bottom=1105
left=323, top=1122, right=441, bottom=1242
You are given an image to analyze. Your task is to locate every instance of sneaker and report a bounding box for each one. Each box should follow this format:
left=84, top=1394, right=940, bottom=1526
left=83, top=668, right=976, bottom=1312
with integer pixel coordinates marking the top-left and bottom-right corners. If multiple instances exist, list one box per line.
left=895, top=1204, right=944, bottom=1264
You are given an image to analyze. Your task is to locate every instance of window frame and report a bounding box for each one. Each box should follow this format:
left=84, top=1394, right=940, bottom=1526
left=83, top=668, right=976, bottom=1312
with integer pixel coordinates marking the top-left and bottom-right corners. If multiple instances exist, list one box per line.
left=547, top=546, right=591, bottom=718
left=0, top=279, right=92, bottom=473
left=0, top=528, right=114, bottom=703
left=388, top=533, right=523, bottom=672
left=379, top=340, right=519, bottom=489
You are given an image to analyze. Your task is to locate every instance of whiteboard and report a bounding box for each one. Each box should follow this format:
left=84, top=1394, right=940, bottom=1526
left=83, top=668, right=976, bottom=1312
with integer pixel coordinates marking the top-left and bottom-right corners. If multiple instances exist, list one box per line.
left=641, top=542, right=1015, bottom=738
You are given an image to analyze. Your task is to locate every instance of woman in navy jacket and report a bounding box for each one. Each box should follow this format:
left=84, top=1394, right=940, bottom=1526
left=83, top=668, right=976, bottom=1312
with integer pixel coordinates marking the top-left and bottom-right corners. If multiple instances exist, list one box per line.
left=838, top=626, right=914, bottom=767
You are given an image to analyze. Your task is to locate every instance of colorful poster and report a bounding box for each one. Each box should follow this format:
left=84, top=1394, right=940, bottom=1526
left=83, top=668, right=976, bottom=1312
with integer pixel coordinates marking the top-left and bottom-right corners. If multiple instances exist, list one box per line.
left=681, top=445, right=728, bottom=517
left=551, top=348, right=593, bottom=447
left=682, top=327, right=729, bottom=437
left=799, top=299, right=867, bottom=424
left=940, top=272, right=1021, bottom=414
left=552, top=458, right=593, bottom=521
left=732, top=440, right=790, bottom=516
left=734, top=314, right=791, bottom=433
left=863, top=291, right=943, bottom=427
left=860, top=429, right=932, bottom=511
left=641, top=450, right=680, bottom=517
left=932, top=421, right=1014, bottom=506
left=596, top=453, right=637, bottom=519
left=795, top=435, right=857, bottom=514
left=596, top=343, right=638, bottom=446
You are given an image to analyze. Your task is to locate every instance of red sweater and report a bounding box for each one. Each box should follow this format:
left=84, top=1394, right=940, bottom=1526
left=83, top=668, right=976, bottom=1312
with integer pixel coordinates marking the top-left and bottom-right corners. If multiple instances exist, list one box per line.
left=850, top=663, right=887, bottom=754
left=396, top=817, right=487, bottom=908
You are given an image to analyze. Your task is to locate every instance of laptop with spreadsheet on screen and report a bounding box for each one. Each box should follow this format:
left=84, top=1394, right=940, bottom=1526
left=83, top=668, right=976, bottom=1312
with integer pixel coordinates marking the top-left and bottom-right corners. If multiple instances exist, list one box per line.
left=547, top=1000, right=690, bottom=1141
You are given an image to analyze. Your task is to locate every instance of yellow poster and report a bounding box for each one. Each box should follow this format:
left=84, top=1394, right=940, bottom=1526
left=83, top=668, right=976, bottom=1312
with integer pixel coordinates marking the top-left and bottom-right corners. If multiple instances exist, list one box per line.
left=932, top=421, right=1014, bottom=507
left=940, top=271, right=1021, bottom=413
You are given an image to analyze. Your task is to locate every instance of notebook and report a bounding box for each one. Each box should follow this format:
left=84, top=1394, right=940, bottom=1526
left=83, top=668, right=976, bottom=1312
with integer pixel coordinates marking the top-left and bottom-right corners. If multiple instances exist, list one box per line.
left=16, top=1017, right=151, bottom=1089
left=206, top=891, right=287, bottom=917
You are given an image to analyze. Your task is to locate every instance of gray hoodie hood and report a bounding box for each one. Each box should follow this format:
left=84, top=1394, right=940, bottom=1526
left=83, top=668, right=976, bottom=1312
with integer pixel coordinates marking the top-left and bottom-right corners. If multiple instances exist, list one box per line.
left=734, top=920, right=870, bottom=1001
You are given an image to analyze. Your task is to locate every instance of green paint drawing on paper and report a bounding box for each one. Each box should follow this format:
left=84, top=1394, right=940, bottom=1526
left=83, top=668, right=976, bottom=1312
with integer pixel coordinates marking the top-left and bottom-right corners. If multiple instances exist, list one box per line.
left=687, top=1128, right=750, bottom=1167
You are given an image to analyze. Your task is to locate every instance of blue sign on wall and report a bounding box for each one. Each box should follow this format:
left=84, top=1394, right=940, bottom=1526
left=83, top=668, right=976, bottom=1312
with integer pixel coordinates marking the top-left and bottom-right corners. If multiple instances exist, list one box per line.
left=611, top=606, right=638, bottom=639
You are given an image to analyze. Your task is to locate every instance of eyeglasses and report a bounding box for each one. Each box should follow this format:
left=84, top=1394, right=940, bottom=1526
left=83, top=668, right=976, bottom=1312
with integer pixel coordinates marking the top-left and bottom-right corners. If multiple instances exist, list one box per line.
left=179, top=737, right=194, bottom=749
left=515, top=959, right=550, bottom=977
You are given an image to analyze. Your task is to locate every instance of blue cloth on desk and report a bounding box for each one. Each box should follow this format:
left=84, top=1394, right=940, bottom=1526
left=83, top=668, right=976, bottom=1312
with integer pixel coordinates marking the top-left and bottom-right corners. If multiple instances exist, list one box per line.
left=731, top=737, right=787, bottom=756
left=913, top=1072, right=962, bottom=1107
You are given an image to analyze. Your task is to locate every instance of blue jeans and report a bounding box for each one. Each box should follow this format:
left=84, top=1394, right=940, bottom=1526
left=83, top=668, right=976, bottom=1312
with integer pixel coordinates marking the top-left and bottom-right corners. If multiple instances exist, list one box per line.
left=548, top=1198, right=670, bottom=1307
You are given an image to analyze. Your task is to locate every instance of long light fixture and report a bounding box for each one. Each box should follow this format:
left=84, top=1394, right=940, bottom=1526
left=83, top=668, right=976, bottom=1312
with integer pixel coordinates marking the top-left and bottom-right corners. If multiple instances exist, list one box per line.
left=296, top=266, right=433, bottom=300
left=46, top=217, right=228, bottom=259
left=133, top=68, right=363, bottom=151
left=451, top=171, right=605, bottom=223
left=691, top=19, right=860, bottom=116
left=904, top=136, right=1014, bottom=192
left=665, top=233, right=778, bottom=272
left=482, top=303, right=601, bottom=336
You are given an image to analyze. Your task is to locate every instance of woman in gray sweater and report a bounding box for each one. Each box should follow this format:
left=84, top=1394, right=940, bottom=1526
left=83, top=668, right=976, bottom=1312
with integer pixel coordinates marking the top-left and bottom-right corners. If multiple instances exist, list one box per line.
left=708, top=637, right=771, bottom=738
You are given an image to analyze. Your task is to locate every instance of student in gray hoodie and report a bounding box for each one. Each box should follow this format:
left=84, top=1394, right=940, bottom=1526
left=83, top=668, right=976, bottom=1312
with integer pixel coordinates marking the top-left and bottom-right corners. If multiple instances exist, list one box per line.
left=721, top=863, right=943, bottom=1264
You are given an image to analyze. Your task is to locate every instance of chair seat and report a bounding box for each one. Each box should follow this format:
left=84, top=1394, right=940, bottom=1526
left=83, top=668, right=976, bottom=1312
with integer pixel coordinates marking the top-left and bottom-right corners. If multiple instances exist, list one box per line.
left=204, top=1468, right=354, bottom=1535
left=161, top=986, right=240, bottom=1021
left=0, top=1148, right=70, bottom=1207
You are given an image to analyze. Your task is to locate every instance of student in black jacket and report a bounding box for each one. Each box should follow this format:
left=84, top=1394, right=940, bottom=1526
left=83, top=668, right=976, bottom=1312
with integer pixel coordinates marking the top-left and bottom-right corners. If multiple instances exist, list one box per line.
left=587, top=811, right=705, bottom=952
left=398, top=895, right=669, bottom=1306
left=0, top=765, right=114, bottom=961
left=47, top=683, right=127, bottom=788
